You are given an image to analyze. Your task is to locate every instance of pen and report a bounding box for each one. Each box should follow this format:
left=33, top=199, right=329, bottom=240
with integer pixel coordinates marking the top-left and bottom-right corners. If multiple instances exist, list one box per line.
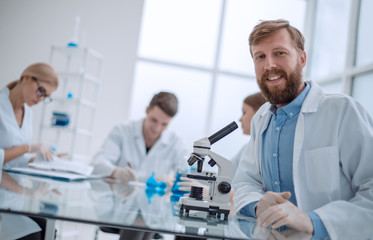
left=127, top=161, right=134, bottom=168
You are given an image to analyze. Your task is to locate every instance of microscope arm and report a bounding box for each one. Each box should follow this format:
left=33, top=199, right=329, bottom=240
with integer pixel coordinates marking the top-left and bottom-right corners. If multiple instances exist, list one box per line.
left=208, top=150, right=234, bottom=180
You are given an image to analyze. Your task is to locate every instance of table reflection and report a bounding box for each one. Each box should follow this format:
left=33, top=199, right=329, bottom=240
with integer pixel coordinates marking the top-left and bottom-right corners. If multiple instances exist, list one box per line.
left=89, top=179, right=178, bottom=232
left=0, top=171, right=55, bottom=239
left=0, top=171, right=314, bottom=240
left=234, top=217, right=313, bottom=240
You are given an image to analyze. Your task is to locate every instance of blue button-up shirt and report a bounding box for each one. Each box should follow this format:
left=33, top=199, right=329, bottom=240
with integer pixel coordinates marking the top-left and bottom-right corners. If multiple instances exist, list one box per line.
left=240, top=83, right=329, bottom=239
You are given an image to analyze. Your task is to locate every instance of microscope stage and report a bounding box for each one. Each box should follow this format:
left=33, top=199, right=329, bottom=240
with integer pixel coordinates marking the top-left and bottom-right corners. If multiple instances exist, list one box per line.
left=179, top=197, right=230, bottom=220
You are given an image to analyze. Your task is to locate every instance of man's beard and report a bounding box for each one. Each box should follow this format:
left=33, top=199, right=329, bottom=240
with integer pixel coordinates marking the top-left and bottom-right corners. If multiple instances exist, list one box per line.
left=258, top=62, right=303, bottom=105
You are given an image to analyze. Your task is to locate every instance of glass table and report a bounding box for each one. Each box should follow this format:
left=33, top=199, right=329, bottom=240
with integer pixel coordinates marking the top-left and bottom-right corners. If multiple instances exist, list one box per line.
left=0, top=171, right=311, bottom=240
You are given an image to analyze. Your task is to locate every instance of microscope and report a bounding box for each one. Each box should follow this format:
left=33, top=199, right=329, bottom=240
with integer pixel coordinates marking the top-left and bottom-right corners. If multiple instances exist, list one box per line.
left=179, top=121, right=238, bottom=220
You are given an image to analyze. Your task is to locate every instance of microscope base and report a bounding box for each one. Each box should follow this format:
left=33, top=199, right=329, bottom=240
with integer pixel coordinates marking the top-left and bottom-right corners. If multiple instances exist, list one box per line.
left=179, top=198, right=230, bottom=220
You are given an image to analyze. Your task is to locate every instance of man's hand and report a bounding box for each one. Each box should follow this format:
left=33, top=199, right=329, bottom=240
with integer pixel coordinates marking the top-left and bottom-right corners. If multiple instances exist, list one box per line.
left=157, top=175, right=175, bottom=190
left=112, top=167, right=137, bottom=183
left=256, top=191, right=291, bottom=217
left=257, top=193, right=314, bottom=234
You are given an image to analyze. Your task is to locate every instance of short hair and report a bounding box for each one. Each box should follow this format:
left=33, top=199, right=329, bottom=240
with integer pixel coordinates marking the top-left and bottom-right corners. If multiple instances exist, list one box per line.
left=248, top=19, right=305, bottom=56
left=149, top=91, right=178, bottom=117
left=7, top=62, right=58, bottom=90
left=243, top=92, right=267, bottom=112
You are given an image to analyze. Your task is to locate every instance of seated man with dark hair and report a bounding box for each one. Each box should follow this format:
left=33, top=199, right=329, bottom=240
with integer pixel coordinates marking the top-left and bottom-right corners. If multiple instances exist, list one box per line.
left=92, top=91, right=189, bottom=240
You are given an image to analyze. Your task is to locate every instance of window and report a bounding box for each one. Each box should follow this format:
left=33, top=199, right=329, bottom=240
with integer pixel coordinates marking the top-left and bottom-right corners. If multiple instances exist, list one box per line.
left=307, top=0, right=350, bottom=81
left=131, top=0, right=307, bottom=158
left=355, top=0, right=373, bottom=66
left=352, top=72, right=373, bottom=117
left=319, top=80, right=343, bottom=94
left=138, top=0, right=221, bottom=68
left=309, top=0, right=373, bottom=116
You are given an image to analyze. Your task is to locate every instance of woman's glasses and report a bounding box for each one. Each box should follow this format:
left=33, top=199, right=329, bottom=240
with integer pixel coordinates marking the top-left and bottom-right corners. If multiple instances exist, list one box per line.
left=32, top=77, right=52, bottom=103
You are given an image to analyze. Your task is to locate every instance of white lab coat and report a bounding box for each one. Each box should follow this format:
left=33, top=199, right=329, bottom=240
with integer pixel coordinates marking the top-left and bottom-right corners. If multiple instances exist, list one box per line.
left=91, top=119, right=189, bottom=182
left=233, top=81, right=373, bottom=240
left=0, top=87, right=33, bottom=170
left=230, top=142, right=250, bottom=175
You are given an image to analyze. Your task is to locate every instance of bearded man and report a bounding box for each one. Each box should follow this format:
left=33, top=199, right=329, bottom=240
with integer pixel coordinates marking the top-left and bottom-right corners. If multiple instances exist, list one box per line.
left=233, top=19, right=373, bottom=240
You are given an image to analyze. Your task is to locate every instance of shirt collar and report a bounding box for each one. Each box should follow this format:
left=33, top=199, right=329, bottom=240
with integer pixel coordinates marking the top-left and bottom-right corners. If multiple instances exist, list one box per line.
left=270, top=82, right=311, bottom=118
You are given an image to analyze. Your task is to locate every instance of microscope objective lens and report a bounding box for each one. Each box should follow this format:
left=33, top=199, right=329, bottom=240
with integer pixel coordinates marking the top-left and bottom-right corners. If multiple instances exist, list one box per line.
left=189, top=186, right=204, bottom=200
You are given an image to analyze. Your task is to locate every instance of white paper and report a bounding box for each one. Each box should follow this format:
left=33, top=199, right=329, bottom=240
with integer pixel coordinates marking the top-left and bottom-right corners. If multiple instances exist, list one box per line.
left=7, top=167, right=93, bottom=181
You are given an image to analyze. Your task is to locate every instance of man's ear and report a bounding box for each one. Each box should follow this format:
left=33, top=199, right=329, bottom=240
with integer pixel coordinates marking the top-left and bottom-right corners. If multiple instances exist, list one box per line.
left=145, top=107, right=149, bottom=114
left=300, top=51, right=306, bottom=68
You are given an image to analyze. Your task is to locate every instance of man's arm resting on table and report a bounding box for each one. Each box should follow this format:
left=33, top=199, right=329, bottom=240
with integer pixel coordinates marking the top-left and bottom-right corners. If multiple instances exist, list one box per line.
left=239, top=201, right=259, bottom=218
left=308, top=211, right=330, bottom=239
left=239, top=193, right=330, bottom=238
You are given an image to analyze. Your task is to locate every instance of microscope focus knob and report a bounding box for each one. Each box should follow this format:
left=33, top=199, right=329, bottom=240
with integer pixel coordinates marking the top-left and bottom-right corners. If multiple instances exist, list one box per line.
left=218, top=182, right=231, bottom=194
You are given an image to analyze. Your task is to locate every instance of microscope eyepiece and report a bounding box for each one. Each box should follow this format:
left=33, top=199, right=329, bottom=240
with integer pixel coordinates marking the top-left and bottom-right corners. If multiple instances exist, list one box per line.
left=208, top=121, right=238, bottom=145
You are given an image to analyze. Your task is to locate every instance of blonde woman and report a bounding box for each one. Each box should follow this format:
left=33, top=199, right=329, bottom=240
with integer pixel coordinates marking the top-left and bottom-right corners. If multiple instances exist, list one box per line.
left=0, top=62, right=58, bottom=172
left=0, top=62, right=59, bottom=240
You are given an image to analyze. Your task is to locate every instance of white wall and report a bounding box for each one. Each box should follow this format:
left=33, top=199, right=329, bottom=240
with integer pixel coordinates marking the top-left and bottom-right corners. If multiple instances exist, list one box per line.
left=0, top=0, right=144, bottom=157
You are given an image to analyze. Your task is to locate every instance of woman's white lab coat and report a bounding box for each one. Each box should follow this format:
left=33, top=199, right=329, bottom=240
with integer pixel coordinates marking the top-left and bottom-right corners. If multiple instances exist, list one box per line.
left=91, top=119, right=189, bottom=182
left=233, top=81, right=373, bottom=240
left=0, top=87, right=33, bottom=170
left=231, top=142, right=250, bottom=175
left=0, top=88, right=40, bottom=239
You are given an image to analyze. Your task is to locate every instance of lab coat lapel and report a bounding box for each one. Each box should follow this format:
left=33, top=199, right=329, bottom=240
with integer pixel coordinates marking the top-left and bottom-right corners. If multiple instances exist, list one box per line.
left=258, top=104, right=272, bottom=136
left=293, top=111, right=304, bottom=209
left=256, top=104, right=272, bottom=180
